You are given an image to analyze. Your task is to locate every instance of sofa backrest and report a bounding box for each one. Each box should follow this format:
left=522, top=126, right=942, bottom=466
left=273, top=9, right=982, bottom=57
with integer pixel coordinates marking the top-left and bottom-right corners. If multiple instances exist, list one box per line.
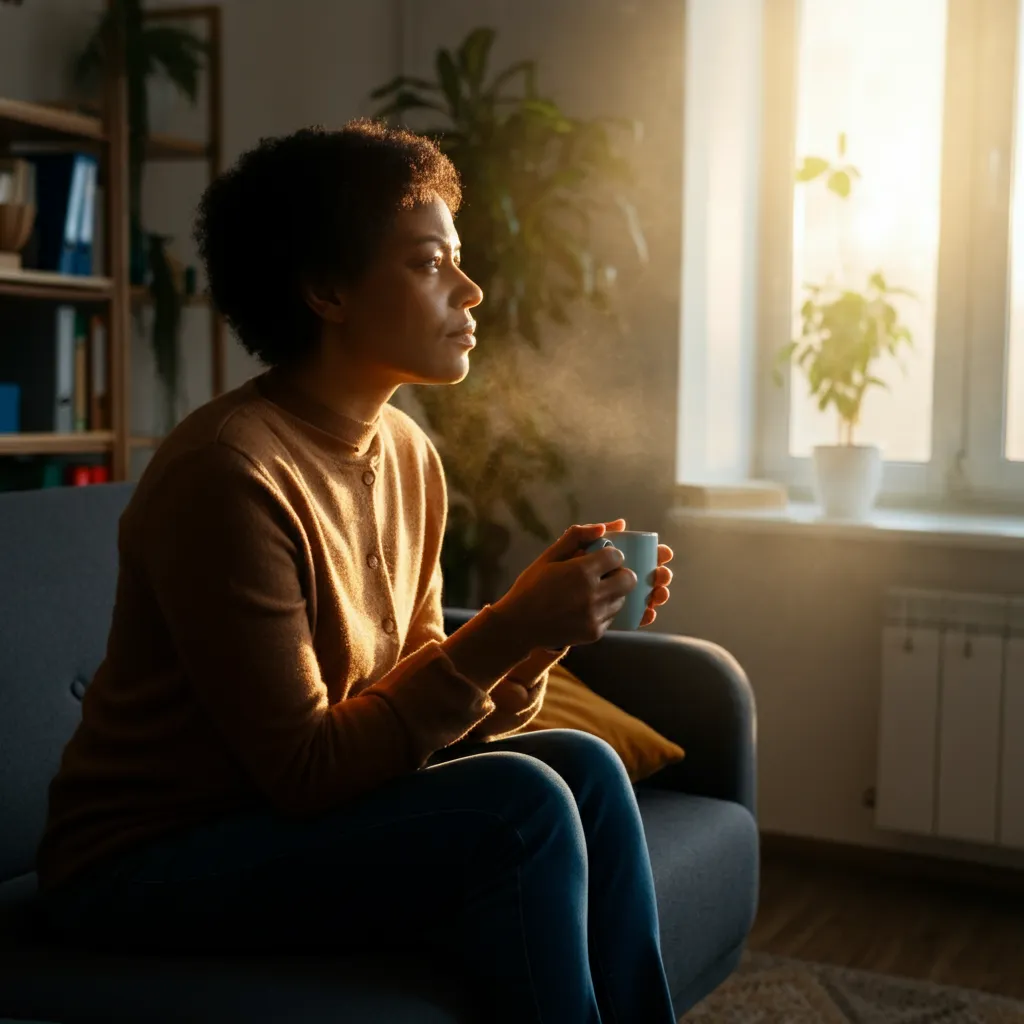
left=0, top=482, right=133, bottom=883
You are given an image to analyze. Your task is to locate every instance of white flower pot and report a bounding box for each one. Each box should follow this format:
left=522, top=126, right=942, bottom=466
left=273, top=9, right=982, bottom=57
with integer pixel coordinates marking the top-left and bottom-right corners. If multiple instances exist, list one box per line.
left=812, top=444, right=883, bottom=520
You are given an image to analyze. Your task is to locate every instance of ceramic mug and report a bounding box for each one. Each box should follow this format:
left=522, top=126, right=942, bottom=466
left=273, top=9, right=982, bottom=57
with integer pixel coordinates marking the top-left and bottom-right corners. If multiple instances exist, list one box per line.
left=583, top=530, right=658, bottom=630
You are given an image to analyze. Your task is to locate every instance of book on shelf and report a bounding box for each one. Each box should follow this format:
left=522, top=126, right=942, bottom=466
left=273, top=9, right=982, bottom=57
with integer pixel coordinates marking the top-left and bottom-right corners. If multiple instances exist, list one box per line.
left=0, top=457, right=109, bottom=493
left=14, top=150, right=98, bottom=278
left=73, top=311, right=88, bottom=431
left=0, top=302, right=104, bottom=433
left=88, top=313, right=108, bottom=430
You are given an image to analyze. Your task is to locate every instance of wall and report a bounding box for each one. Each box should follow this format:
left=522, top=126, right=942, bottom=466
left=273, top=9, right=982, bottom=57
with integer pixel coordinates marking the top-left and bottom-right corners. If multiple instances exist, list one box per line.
left=660, top=517, right=1024, bottom=870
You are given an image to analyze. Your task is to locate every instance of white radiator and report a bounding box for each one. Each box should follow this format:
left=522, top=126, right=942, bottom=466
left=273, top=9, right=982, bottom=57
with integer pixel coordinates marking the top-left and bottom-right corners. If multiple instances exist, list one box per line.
left=877, top=589, right=1024, bottom=848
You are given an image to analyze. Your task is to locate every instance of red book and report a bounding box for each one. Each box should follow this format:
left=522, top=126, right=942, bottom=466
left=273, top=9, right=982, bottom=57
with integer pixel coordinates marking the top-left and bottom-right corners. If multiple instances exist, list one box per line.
left=89, top=465, right=110, bottom=484
left=67, top=465, right=92, bottom=487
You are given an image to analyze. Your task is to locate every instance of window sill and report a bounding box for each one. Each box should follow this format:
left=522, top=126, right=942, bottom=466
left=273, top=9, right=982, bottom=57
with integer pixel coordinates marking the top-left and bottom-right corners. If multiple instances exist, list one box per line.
left=666, top=501, right=1024, bottom=553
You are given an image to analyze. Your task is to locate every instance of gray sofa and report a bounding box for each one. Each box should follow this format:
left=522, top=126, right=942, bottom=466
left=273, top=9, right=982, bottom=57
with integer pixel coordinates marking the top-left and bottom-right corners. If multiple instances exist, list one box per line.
left=0, top=482, right=759, bottom=1023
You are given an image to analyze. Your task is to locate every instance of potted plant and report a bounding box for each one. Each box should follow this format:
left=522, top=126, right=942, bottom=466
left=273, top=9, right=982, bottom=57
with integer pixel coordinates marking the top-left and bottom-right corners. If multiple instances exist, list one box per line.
left=776, top=134, right=914, bottom=520
left=372, top=28, right=646, bottom=605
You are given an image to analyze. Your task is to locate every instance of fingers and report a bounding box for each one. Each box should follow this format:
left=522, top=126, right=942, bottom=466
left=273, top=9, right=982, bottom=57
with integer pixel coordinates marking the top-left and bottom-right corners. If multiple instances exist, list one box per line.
left=602, top=518, right=627, bottom=532
left=653, top=565, right=673, bottom=588
left=548, top=522, right=610, bottom=561
left=657, top=543, right=674, bottom=565
left=648, top=585, right=670, bottom=607
left=640, top=607, right=657, bottom=627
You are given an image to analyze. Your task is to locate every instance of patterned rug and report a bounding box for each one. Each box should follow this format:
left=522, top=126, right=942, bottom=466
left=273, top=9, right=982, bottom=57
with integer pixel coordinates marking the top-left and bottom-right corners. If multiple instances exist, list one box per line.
left=685, top=951, right=1024, bottom=1022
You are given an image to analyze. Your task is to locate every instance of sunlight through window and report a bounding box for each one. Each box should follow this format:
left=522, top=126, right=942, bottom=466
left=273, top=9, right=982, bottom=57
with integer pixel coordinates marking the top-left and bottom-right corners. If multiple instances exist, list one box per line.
left=789, top=0, right=947, bottom=462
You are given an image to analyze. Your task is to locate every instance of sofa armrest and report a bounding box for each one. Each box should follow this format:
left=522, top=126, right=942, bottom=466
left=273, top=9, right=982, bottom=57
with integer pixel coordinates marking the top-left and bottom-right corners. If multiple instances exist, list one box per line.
left=443, top=608, right=757, bottom=817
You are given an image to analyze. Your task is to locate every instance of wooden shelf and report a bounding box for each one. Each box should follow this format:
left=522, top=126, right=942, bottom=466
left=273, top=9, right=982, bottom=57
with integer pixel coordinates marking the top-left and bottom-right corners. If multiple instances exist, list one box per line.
left=129, top=435, right=162, bottom=449
left=0, top=431, right=115, bottom=456
left=147, top=133, right=209, bottom=161
left=0, top=98, right=105, bottom=146
left=0, top=269, right=114, bottom=302
left=130, top=286, right=208, bottom=307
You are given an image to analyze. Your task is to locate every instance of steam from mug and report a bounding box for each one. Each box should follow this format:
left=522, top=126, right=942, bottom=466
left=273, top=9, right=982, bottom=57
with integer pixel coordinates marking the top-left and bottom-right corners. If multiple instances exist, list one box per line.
left=583, top=531, right=659, bottom=631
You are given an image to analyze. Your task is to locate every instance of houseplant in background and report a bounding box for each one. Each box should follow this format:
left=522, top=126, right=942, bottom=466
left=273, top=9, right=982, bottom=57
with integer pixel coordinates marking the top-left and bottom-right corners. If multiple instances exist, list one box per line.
left=75, top=0, right=207, bottom=431
left=372, top=27, right=647, bottom=605
left=775, top=133, right=915, bottom=520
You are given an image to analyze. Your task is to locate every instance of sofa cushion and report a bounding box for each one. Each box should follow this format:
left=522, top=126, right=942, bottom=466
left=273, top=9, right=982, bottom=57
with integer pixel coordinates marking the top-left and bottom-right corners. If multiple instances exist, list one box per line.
left=637, top=788, right=759, bottom=1008
left=523, top=662, right=686, bottom=782
left=0, top=789, right=757, bottom=1023
left=0, top=484, right=134, bottom=883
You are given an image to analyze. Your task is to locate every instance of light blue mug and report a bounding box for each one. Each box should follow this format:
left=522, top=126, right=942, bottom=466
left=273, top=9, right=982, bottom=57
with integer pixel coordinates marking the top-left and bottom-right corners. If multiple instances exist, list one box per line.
left=583, top=530, right=659, bottom=630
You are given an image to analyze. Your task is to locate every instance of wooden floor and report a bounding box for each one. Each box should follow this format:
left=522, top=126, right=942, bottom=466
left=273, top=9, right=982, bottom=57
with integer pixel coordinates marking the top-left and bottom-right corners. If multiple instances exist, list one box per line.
left=748, top=851, right=1024, bottom=1000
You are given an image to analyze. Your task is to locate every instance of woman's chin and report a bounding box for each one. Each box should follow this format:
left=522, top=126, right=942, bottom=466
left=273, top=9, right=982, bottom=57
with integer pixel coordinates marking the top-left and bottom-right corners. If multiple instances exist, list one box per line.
left=433, top=352, right=472, bottom=385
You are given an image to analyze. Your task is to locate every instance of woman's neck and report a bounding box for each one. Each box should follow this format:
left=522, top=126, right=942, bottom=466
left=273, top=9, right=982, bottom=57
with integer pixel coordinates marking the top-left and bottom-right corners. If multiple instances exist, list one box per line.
left=275, top=343, right=398, bottom=427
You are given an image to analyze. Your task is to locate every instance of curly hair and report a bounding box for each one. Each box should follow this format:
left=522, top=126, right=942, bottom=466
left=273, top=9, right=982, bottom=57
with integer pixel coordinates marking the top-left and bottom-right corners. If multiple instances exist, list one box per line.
left=194, top=120, right=462, bottom=367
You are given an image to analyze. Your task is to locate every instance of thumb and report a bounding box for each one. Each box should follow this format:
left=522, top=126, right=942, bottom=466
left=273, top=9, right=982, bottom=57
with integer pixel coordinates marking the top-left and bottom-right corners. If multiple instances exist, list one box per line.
left=545, top=523, right=609, bottom=562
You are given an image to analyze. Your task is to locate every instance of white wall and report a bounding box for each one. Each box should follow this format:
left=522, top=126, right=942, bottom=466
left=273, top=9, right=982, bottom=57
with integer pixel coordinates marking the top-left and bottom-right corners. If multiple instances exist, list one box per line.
left=660, top=518, right=1024, bottom=871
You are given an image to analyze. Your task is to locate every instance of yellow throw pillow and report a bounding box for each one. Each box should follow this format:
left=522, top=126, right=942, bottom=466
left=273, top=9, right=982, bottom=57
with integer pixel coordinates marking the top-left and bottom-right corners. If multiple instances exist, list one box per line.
left=523, top=662, right=685, bottom=783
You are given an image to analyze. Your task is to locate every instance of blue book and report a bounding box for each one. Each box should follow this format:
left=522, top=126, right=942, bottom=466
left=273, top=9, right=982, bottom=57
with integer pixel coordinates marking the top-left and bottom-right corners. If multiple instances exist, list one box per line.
left=74, top=155, right=98, bottom=276
left=0, top=383, right=19, bottom=434
left=26, top=153, right=89, bottom=276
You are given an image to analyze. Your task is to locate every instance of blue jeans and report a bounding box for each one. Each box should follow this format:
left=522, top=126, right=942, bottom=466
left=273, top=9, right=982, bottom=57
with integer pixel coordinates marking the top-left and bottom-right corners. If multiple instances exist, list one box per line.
left=40, top=729, right=676, bottom=1024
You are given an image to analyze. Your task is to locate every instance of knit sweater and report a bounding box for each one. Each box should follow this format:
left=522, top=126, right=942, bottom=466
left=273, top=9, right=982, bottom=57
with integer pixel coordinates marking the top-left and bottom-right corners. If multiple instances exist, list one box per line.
left=36, top=369, right=566, bottom=892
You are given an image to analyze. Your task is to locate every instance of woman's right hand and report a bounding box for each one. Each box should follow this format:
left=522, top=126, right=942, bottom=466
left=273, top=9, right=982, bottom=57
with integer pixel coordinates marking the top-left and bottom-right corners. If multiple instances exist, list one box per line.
left=493, top=522, right=638, bottom=651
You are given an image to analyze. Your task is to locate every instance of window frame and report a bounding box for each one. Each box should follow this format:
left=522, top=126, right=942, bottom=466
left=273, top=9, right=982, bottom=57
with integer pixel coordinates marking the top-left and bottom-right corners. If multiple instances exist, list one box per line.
left=962, top=0, right=1024, bottom=500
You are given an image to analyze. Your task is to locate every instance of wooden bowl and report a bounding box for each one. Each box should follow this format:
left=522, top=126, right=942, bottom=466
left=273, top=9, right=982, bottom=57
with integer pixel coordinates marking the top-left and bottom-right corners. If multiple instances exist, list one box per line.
left=0, top=203, right=36, bottom=254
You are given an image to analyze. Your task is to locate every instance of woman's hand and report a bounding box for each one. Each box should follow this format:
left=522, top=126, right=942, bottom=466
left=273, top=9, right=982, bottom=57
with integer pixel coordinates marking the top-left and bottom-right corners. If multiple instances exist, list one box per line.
left=493, top=520, right=638, bottom=651
left=639, top=543, right=674, bottom=628
left=568, top=519, right=673, bottom=628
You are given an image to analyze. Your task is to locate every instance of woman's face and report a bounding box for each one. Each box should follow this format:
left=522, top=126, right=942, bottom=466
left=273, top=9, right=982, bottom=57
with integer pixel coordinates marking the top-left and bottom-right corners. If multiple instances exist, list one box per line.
left=338, top=193, right=484, bottom=386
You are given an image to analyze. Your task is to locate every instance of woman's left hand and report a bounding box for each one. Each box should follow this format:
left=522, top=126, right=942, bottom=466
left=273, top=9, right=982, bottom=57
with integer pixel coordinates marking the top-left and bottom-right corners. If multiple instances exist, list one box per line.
left=639, top=544, right=674, bottom=628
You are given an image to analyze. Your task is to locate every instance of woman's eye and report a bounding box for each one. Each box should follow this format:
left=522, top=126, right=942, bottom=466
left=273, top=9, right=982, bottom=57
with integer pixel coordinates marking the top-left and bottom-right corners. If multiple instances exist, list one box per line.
left=423, top=255, right=442, bottom=270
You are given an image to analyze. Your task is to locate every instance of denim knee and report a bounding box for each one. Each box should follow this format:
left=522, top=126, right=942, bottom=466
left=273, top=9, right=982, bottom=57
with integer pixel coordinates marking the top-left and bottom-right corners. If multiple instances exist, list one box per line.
left=528, top=729, right=632, bottom=790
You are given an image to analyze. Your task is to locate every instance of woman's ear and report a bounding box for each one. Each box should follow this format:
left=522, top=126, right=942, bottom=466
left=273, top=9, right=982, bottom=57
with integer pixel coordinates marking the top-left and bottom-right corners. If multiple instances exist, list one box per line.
left=302, top=281, right=347, bottom=325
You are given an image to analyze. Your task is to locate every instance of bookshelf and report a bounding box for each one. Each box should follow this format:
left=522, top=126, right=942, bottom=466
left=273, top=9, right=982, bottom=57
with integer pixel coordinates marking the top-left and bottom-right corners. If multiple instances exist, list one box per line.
left=0, top=2, right=224, bottom=489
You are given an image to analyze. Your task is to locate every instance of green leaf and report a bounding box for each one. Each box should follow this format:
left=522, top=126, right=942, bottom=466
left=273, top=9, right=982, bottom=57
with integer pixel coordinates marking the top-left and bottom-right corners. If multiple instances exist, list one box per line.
left=795, top=156, right=830, bottom=182
left=143, top=25, right=208, bottom=102
left=458, top=27, right=496, bottom=94
left=521, top=98, right=573, bottom=133
left=436, top=49, right=462, bottom=116
left=370, top=74, right=440, bottom=99
left=486, top=59, right=537, bottom=100
left=776, top=340, right=798, bottom=365
left=827, top=170, right=852, bottom=198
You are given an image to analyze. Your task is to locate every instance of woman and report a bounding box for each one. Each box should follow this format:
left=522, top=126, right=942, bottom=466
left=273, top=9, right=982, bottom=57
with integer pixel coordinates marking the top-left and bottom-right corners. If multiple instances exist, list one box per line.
left=36, top=121, right=677, bottom=1024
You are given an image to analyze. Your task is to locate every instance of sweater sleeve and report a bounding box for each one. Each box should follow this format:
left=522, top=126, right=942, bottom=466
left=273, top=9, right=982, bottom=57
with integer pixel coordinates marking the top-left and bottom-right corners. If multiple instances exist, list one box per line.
left=463, top=646, right=569, bottom=741
left=141, top=442, right=513, bottom=817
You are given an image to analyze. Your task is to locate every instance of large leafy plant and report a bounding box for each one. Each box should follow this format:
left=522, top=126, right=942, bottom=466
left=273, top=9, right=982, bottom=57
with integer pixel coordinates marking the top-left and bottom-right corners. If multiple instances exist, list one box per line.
left=76, top=0, right=207, bottom=430
left=372, top=27, right=646, bottom=606
left=775, top=133, right=914, bottom=446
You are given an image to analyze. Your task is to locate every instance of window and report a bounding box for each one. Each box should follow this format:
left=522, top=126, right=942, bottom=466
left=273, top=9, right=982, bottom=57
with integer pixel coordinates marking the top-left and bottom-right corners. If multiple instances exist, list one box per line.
left=756, top=0, right=1024, bottom=504
left=788, top=0, right=946, bottom=464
